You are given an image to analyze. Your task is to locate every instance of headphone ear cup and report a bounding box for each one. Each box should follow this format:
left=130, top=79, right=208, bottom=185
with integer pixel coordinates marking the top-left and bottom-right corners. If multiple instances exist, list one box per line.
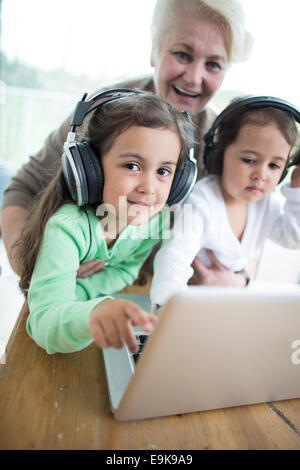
left=167, top=157, right=197, bottom=206
left=77, top=142, right=104, bottom=204
left=204, top=144, right=223, bottom=175
left=278, top=167, right=288, bottom=184
left=61, top=150, right=77, bottom=202
left=61, top=145, right=89, bottom=205
left=203, top=139, right=212, bottom=171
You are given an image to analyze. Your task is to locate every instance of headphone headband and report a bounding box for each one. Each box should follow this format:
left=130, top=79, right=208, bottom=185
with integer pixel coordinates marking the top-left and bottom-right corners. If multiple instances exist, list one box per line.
left=204, top=95, right=300, bottom=173
left=70, top=88, right=143, bottom=130
left=62, top=88, right=197, bottom=207
left=205, top=95, right=300, bottom=146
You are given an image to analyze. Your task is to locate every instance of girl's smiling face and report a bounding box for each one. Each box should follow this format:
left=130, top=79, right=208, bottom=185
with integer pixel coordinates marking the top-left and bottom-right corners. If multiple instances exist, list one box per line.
left=220, top=122, right=291, bottom=205
left=100, top=125, right=181, bottom=229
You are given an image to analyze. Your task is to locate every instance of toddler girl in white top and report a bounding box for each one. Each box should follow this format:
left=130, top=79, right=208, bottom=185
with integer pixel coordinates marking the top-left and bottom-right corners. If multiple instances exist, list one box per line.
left=150, top=96, right=300, bottom=307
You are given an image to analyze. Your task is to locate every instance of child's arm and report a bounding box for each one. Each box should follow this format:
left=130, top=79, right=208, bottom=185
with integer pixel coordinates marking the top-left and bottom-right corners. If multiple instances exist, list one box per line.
left=150, top=203, right=205, bottom=307
left=27, top=207, right=168, bottom=354
left=268, top=166, right=300, bottom=248
left=26, top=210, right=110, bottom=354
left=89, top=298, right=156, bottom=352
left=87, top=243, right=160, bottom=296
left=78, top=210, right=171, bottom=298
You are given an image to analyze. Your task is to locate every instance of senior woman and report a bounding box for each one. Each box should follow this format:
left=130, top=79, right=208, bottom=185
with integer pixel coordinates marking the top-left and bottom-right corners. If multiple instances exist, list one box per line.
left=1, top=0, right=252, bottom=284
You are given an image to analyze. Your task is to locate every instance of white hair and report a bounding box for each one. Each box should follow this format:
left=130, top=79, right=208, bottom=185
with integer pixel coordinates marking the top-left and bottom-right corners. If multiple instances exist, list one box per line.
left=150, top=0, right=253, bottom=63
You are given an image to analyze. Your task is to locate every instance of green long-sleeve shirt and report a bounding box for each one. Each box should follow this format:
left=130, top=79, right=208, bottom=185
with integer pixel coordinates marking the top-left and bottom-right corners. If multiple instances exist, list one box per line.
left=27, top=203, right=169, bottom=354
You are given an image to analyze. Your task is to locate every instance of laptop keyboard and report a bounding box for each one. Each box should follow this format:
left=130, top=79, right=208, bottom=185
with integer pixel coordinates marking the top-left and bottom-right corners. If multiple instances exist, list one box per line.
left=131, top=333, right=149, bottom=365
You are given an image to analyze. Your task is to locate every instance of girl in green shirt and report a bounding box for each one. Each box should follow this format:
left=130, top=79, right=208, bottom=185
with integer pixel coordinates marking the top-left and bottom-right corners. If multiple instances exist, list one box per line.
left=16, top=91, right=194, bottom=355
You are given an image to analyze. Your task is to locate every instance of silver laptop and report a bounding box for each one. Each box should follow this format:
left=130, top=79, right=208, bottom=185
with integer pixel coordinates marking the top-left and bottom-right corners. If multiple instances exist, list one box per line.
left=102, top=286, right=300, bottom=421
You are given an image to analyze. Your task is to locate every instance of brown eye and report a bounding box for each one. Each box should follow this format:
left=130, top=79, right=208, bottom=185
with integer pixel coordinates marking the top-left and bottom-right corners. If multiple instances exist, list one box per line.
left=157, top=167, right=171, bottom=176
left=242, top=158, right=256, bottom=165
left=269, top=163, right=281, bottom=170
left=124, top=162, right=139, bottom=171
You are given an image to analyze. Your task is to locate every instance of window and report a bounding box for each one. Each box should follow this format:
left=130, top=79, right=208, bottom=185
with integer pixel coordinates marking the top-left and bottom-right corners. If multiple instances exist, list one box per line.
left=0, top=0, right=156, bottom=169
left=1, top=0, right=300, bottom=171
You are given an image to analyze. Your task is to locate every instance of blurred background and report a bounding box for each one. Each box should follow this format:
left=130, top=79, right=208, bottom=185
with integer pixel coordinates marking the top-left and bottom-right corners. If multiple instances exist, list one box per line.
left=1, top=0, right=300, bottom=360
left=1, top=0, right=300, bottom=276
left=1, top=0, right=300, bottom=173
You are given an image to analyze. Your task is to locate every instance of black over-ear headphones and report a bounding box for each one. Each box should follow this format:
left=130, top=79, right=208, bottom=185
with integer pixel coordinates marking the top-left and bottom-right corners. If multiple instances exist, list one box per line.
left=203, top=96, right=300, bottom=184
left=61, top=88, right=197, bottom=207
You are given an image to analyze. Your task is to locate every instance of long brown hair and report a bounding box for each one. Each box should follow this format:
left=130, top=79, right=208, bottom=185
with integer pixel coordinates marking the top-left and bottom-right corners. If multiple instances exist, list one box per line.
left=17, top=91, right=192, bottom=296
left=17, top=167, right=72, bottom=295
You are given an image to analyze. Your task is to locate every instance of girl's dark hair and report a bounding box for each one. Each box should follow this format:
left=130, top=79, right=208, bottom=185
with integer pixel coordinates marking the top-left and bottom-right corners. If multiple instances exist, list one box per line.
left=206, top=105, right=299, bottom=175
left=17, top=92, right=193, bottom=296
left=84, top=92, right=191, bottom=162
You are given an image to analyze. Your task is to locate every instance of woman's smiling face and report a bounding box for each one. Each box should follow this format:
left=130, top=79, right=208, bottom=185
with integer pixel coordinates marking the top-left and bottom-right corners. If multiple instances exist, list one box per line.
left=151, top=15, right=229, bottom=116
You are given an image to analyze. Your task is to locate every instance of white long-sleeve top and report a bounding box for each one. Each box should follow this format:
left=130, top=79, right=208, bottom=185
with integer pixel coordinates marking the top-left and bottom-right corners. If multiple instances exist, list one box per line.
left=150, top=176, right=300, bottom=307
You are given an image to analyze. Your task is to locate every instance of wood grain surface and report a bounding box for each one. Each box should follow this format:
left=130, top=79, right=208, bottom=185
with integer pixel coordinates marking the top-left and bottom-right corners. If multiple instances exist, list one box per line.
left=1, top=285, right=300, bottom=450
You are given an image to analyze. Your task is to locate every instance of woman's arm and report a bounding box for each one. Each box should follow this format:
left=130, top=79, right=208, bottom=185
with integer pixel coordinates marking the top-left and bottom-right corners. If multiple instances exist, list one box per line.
left=0, top=205, right=28, bottom=274
left=188, top=250, right=247, bottom=287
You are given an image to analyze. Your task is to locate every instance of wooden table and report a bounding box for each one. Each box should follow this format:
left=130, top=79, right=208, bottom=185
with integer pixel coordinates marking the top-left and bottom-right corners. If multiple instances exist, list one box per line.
left=1, top=281, right=300, bottom=450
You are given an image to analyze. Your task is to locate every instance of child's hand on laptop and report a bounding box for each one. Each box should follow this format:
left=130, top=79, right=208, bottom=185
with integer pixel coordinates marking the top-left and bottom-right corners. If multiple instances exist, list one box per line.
left=89, top=299, right=156, bottom=353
